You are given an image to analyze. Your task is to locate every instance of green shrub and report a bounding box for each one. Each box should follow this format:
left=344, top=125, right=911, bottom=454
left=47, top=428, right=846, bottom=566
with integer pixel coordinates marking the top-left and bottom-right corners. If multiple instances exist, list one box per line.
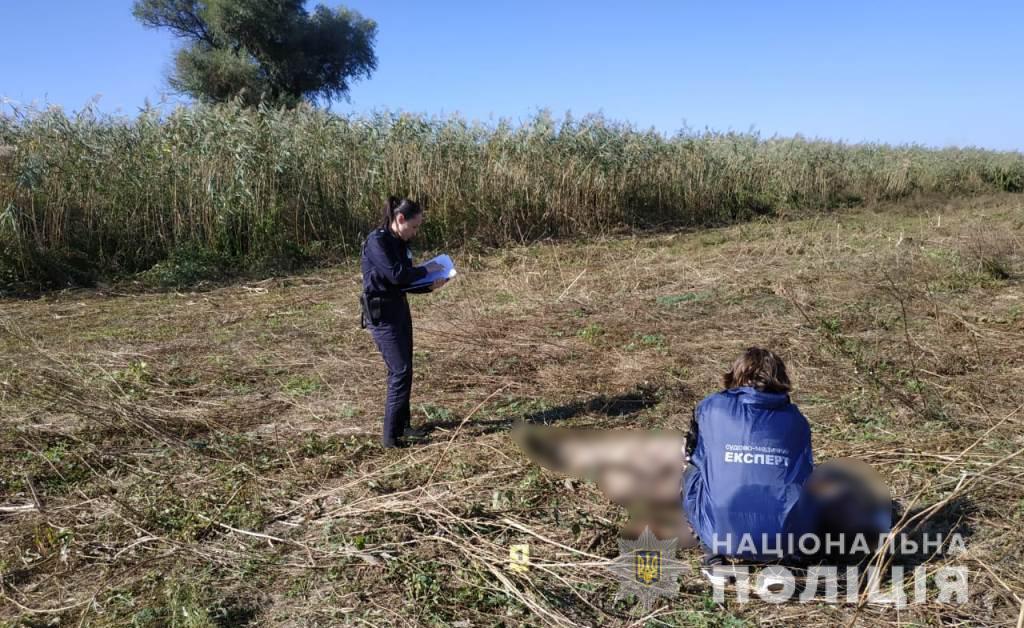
left=139, top=244, right=232, bottom=288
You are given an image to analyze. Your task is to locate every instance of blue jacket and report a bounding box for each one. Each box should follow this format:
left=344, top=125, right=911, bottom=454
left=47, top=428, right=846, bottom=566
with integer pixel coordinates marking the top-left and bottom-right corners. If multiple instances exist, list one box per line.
left=683, top=387, right=815, bottom=559
left=361, top=226, right=430, bottom=298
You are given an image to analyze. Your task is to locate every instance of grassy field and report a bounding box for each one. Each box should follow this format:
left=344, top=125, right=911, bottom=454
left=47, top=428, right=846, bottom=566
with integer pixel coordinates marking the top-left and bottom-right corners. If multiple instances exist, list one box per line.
left=1, top=193, right=1023, bottom=626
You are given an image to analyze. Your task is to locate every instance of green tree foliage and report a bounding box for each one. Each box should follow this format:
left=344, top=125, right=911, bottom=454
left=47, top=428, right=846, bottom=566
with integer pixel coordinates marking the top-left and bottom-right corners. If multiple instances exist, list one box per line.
left=133, top=0, right=377, bottom=107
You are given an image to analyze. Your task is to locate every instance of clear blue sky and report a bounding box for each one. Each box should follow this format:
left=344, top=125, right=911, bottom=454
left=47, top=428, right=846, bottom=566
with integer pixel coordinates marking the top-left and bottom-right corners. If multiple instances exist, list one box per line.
left=2, top=1, right=1022, bottom=150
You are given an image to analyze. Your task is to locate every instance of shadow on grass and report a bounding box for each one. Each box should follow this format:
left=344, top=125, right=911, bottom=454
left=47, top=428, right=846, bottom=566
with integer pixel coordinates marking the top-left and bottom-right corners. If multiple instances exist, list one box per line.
left=773, top=495, right=979, bottom=601
left=523, top=386, right=661, bottom=423
left=423, top=385, right=662, bottom=436
left=811, top=495, right=977, bottom=568
left=887, top=495, right=977, bottom=569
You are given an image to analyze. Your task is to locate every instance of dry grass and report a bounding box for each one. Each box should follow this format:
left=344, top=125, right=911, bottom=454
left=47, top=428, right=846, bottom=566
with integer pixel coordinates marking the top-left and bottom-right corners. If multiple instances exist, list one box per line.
left=1, top=193, right=1023, bottom=626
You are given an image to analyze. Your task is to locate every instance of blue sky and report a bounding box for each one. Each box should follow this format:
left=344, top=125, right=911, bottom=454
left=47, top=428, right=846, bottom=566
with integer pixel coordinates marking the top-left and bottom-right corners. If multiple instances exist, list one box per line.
left=2, top=1, right=1022, bottom=150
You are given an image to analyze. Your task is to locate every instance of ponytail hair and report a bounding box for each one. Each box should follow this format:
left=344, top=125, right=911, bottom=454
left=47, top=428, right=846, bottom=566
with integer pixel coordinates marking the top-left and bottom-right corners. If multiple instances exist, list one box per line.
left=382, top=196, right=423, bottom=227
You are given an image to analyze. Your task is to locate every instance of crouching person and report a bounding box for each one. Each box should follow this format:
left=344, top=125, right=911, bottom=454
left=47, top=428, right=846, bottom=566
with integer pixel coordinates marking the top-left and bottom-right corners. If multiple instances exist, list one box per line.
left=682, top=347, right=817, bottom=586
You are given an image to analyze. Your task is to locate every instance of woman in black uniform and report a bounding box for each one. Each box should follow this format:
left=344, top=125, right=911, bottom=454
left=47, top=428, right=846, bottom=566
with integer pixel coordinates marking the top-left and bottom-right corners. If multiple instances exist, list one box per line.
left=361, top=197, right=448, bottom=448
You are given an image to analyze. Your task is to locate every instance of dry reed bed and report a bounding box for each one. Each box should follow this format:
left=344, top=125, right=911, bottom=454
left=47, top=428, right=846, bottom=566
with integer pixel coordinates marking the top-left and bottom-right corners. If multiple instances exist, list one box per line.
left=2, top=102, right=1024, bottom=290
left=0, top=194, right=1022, bottom=626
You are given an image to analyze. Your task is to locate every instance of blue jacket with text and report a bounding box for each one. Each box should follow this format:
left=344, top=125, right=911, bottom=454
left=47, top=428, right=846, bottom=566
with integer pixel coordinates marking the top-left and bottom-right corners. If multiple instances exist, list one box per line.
left=682, top=387, right=816, bottom=559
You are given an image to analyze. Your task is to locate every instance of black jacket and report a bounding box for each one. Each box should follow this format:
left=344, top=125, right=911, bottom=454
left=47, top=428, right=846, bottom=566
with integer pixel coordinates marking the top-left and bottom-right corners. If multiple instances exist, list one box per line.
left=361, top=226, right=431, bottom=297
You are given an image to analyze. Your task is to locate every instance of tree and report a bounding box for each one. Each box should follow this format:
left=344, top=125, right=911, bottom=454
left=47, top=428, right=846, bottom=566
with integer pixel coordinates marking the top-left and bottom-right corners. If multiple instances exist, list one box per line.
left=133, top=0, right=378, bottom=107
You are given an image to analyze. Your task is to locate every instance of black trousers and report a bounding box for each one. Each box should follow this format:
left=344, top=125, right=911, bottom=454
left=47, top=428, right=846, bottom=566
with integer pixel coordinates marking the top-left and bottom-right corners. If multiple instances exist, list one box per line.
left=368, top=297, right=413, bottom=445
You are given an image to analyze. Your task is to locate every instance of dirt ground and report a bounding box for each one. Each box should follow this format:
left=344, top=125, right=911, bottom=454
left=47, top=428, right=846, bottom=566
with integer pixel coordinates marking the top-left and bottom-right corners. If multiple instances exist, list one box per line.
left=2, top=194, right=1023, bottom=626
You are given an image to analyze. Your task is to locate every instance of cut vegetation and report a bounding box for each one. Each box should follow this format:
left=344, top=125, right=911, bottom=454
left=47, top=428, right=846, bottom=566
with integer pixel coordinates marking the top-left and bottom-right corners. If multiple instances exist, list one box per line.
left=1, top=193, right=1023, bottom=626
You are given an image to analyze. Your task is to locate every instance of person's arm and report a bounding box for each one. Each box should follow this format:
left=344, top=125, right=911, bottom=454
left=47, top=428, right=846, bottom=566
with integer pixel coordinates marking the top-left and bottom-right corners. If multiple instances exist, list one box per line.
left=684, top=406, right=700, bottom=462
left=404, top=283, right=434, bottom=294
left=796, top=414, right=815, bottom=476
left=404, top=276, right=450, bottom=295
left=364, top=236, right=428, bottom=287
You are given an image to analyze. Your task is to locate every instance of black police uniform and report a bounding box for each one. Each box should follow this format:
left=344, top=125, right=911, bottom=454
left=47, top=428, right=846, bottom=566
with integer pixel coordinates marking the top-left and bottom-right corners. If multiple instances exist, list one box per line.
left=360, top=225, right=432, bottom=446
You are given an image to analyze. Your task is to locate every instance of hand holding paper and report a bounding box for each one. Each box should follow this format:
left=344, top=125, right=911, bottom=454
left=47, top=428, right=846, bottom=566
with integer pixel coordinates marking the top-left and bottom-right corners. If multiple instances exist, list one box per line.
left=408, top=254, right=457, bottom=291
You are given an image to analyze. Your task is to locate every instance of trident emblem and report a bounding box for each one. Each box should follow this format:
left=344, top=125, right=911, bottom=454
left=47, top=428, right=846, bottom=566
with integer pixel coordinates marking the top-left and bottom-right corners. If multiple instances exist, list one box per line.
left=634, top=550, right=662, bottom=585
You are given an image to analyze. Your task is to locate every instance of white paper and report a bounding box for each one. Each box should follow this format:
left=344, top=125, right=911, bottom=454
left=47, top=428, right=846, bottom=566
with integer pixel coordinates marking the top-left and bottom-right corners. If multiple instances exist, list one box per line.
left=407, top=254, right=457, bottom=289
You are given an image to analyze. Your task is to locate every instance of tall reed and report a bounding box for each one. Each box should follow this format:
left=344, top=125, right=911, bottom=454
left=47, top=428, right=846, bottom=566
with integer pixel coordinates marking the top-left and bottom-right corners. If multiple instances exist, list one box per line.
left=1, top=103, right=1022, bottom=288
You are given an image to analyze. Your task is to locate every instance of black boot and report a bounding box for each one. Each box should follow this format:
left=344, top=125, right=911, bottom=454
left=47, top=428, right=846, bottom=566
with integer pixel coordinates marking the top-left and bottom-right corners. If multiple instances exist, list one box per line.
left=402, top=426, right=431, bottom=440
left=381, top=423, right=407, bottom=449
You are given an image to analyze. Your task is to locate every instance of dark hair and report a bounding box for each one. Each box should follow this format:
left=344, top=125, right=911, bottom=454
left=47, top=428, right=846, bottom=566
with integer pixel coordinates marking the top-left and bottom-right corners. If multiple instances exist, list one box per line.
left=722, top=347, right=792, bottom=393
left=382, top=196, right=423, bottom=226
